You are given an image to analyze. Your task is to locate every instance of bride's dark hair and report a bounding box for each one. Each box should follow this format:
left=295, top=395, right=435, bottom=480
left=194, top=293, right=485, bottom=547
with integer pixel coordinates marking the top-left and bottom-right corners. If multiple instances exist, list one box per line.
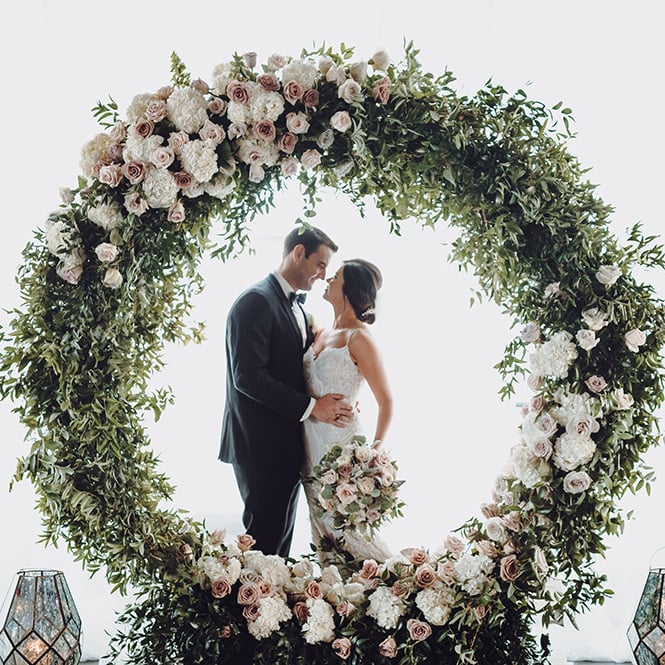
left=342, top=259, right=383, bottom=324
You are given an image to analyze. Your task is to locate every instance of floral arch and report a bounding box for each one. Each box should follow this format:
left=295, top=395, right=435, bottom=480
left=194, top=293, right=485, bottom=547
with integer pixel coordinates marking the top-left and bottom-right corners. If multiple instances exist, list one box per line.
left=0, top=44, right=664, bottom=664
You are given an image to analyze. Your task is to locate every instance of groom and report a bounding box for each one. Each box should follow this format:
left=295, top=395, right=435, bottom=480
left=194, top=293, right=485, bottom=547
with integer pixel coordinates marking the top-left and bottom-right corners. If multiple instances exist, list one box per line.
left=219, top=226, right=352, bottom=557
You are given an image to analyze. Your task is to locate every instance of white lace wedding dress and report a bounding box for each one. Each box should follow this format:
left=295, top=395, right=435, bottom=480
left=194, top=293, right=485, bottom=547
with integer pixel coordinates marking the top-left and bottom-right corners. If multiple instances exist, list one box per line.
left=302, top=342, right=391, bottom=562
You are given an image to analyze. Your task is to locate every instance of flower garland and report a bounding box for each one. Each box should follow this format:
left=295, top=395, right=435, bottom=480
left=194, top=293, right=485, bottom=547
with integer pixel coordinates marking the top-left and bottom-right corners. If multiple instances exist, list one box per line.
left=0, top=43, right=664, bottom=665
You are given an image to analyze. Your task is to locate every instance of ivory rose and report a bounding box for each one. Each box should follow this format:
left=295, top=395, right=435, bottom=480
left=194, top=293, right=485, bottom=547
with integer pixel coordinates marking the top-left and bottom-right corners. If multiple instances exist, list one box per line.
left=596, top=264, right=621, bottom=286
left=563, top=470, right=592, bottom=494
left=371, top=50, right=390, bottom=70
left=94, top=243, right=119, bottom=263
left=576, top=329, right=599, bottom=351
left=338, top=79, right=363, bottom=103
left=331, top=110, right=352, bottom=132
left=102, top=268, right=123, bottom=289
left=585, top=375, right=607, bottom=393
left=625, top=328, right=646, bottom=352
left=301, top=149, right=322, bottom=170
left=285, top=112, right=310, bottom=135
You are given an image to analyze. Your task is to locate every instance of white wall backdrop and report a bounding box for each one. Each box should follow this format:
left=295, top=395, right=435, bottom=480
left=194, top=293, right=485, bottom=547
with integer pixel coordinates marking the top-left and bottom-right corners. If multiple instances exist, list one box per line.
left=0, top=1, right=663, bottom=662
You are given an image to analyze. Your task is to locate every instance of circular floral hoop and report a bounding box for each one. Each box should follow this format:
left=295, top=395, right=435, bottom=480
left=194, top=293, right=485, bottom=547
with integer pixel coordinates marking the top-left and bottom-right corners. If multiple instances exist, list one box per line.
left=1, top=44, right=664, bottom=664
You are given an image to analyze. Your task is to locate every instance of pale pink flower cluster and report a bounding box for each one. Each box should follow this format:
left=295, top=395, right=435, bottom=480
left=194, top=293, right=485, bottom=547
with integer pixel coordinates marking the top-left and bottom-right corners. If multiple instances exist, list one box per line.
left=307, top=436, right=403, bottom=535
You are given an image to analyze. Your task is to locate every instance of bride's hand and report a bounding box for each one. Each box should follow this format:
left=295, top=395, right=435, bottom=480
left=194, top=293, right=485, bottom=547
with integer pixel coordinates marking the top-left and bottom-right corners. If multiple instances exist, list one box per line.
left=312, top=393, right=353, bottom=426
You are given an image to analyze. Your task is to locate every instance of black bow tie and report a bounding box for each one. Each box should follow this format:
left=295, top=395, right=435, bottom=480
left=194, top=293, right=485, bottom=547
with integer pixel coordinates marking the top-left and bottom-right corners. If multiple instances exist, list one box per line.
left=289, top=291, right=306, bottom=305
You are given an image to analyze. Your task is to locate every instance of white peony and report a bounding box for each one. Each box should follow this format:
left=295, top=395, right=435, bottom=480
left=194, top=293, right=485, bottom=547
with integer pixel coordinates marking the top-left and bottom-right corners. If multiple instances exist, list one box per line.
left=552, top=432, right=596, bottom=471
left=249, top=89, right=285, bottom=122
left=166, top=87, right=209, bottom=134
left=141, top=168, right=179, bottom=208
left=204, top=174, right=236, bottom=199
left=210, top=62, right=234, bottom=95
left=510, top=444, right=550, bottom=488
left=87, top=202, right=122, bottom=230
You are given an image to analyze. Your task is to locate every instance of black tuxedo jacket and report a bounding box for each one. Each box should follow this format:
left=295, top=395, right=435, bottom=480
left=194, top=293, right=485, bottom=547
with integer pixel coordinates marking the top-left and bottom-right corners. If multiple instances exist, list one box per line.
left=219, top=274, right=314, bottom=467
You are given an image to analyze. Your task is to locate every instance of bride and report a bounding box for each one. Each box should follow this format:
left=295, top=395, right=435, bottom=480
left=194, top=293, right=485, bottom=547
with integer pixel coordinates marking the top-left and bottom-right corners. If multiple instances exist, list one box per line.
left=302, top=258, right=393, bottom=562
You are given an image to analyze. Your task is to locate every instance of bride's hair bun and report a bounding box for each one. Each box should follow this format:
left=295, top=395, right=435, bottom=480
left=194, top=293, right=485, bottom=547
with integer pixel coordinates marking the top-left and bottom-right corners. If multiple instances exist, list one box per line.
left=342, top=259, right=382, bottom=325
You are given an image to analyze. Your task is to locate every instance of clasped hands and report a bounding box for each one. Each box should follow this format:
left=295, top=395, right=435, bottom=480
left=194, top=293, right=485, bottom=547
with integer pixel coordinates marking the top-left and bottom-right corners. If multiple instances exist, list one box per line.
left=311, top=393, right=353, bottom=427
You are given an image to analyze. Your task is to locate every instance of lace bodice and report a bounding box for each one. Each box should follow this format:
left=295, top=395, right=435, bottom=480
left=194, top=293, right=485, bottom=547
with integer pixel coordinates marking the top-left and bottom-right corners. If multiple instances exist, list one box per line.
left=303, top=344, right=364, bottom=403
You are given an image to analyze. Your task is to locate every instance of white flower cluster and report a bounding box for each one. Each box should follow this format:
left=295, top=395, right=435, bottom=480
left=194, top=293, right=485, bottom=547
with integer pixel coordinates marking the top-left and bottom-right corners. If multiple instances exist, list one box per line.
left=528, top=331, right=578, bottom=379
left=302, top=597, right=336, bottom=644
left=247, top=595, right=292, bottom=640
left=366, top=586, right=406, bottom=630
left=415, top=586, right=455, bottom=625
left=454, top=553, right=494, bottom=596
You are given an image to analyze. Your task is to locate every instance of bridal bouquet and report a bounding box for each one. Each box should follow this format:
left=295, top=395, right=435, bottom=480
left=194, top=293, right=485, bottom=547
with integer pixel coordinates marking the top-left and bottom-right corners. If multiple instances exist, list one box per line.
left=307, top=436, right=404, bottom=536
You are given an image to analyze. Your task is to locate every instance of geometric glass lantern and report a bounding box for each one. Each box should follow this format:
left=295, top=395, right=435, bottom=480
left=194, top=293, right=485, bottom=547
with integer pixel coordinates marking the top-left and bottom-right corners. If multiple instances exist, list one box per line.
left=628, top=551, right=665, bottom=665
left=0, top=570, right=81, bottom=665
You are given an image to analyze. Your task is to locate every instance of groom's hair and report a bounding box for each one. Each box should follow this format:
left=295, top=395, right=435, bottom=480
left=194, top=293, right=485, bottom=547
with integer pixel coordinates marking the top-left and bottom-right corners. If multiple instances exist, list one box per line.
left=283, top=226, right=338, bottom=258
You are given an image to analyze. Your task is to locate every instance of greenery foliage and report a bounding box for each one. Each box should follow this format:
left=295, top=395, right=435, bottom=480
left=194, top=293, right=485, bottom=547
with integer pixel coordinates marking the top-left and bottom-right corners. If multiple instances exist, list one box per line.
left=0, top=43, right=663, bottom=664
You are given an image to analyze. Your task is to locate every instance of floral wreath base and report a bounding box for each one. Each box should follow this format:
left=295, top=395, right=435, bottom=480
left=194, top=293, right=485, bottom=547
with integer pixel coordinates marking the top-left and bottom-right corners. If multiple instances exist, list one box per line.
left=1, top=44, right=664, bottom=665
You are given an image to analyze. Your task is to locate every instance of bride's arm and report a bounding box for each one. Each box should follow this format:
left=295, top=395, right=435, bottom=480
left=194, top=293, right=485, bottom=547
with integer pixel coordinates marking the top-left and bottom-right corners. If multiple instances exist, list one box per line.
left=348, top=330, right=393, bottom=446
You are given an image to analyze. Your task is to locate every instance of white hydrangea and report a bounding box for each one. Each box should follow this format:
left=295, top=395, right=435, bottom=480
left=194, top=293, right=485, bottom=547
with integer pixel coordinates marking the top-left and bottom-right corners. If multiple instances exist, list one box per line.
left=141, top=168, right=179, bottom=209
left=302, top=597, right=335, bottom=644
left=126, top=93, right=157, bottom=122
left=179, top=140, right=219, bottom=183
left=247, top=595, right=292, bottom=640
left=281, top=59, right=319, bottom=89
left=366, top=586, right=406, bottom=630
left=204, top=174, right=236, bottom=199
left=210, top=62, right=234, bottom=95
left=167, top=87, right=209, bottom=134
left=226, top=101, right=250, bottom=126
left=87, top=202, right=122, bottom=230
left=552, top=432, right=596, bottom=471
left=529, top=331, right=578, bottom=378
left=80, top=133, right=114, bottom=177
left=415, top=586, right=456, bottom=625
left=454, top=553, right=494, bottom=596
left=510, top=444, right=551, bottom=488
left=249, top=89, right=285, bottom=123
left=45, top=219, right=77, bottom=257
left=123, top=132, right=164, bottom=163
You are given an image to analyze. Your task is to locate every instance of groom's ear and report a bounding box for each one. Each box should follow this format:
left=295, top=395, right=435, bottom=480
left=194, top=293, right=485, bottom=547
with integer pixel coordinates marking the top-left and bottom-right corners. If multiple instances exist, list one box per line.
left=292, top=244, right=306, bottom=262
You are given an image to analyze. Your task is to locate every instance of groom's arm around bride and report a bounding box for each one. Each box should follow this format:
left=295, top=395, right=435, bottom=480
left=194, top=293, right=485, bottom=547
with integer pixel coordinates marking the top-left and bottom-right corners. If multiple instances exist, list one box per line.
left=219, top=226, right=352, bottom=557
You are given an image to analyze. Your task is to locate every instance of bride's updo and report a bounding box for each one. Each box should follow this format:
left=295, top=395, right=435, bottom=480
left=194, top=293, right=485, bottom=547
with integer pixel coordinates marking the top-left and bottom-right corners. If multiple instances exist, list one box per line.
left=342, top=259, right=383, bottom=324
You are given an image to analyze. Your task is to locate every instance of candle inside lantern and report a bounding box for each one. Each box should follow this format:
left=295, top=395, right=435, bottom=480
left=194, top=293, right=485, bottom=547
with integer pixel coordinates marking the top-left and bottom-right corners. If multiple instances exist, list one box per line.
left=23, top=637, right=52, bottom=664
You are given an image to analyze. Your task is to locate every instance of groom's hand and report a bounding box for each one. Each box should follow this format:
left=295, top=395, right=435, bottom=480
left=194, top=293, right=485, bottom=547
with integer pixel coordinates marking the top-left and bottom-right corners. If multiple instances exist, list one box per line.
left=312, top=394, right=353, bottom=426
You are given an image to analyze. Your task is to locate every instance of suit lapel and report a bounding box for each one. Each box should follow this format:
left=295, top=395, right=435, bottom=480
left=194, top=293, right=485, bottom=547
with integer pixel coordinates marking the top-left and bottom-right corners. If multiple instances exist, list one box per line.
left=267, top=274, right=304, bottom=347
